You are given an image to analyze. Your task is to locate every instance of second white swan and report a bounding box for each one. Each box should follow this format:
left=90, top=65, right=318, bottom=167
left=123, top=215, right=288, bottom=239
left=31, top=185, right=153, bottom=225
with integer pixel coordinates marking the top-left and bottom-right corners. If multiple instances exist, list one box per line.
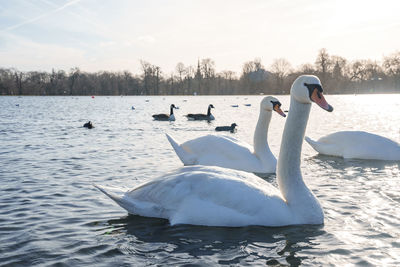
left=166, top=96, right=286, bottom=174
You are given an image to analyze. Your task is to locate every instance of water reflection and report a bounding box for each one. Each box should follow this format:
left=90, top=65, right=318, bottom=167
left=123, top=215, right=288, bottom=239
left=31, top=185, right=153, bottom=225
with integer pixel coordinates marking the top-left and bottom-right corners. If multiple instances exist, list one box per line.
left=103, top=215, right=326, bottom=266
left=253, top=173, right=278, bottom=187
left=306, top=154, right=400, bottom=171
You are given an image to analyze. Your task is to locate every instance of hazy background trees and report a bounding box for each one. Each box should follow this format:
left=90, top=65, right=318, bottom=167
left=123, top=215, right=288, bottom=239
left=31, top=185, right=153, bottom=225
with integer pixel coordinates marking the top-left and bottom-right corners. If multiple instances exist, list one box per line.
left=1, top=49, right=399, bottom=96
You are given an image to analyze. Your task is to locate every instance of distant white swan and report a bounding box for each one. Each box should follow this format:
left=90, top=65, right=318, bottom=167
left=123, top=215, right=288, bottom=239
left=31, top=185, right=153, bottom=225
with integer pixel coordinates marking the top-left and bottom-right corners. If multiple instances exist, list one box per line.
left=305, top=131, right=400, bottom=160
left=166, top=96, right=286, bottom=174
left=95, top=75, right=333, bottom=227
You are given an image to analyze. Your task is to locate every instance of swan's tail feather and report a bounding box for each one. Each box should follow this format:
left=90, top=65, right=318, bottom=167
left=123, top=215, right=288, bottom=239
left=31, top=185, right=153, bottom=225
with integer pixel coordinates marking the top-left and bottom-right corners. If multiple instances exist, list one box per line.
left=94, top=184, right=125, bottom=203
left=94, top=184, right=167, bottom=219
left=165, top=133, right=197, bottom=165
left=305, top=136, right=325, bottom=153
left=93, top=184, right=137, bottom=214
left=305, top=136, right=319, bottom=150
left=305, top=136, right=338, bottom=156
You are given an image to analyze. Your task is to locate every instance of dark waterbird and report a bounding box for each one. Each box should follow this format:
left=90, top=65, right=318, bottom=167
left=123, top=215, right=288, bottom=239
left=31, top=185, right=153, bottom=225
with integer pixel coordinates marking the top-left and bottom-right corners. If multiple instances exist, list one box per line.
left=186, top=104, right=215, bottom=121
left=83, top=121, right=94, bottom=129
left=215, top=123, right=237, bottom=133
left=152, top=104, right=177, bottom=121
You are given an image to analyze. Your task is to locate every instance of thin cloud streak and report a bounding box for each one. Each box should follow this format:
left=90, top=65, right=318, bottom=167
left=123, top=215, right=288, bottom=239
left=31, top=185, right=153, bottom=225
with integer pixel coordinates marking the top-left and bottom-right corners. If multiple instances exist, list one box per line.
left=0, top=0, right=82, bottom=33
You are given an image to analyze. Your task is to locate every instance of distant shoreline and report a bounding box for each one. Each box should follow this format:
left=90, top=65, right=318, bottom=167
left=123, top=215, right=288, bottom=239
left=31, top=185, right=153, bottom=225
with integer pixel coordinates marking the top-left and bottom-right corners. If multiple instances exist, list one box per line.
left=1, top=49, right=399, bottom=96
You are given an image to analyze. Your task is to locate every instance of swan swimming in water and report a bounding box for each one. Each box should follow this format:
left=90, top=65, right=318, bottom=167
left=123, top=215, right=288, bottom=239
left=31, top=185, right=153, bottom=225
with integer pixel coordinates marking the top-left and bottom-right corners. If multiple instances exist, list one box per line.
left=186, top=104, right=215, bottom=121
left=152, top=104, right=177, bottom=121
left=166, top=96, right=286, bottom=174
left=95, top=75, right=333, bottom=227
left=305, top=131, right=400, bottom=160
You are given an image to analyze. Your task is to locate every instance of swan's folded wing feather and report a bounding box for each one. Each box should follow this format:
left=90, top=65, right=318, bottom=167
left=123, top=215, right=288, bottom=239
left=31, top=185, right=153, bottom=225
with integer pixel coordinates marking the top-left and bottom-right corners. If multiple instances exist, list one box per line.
left=123, top=166, right=290, bottom=226
left=180, top=135, right=262, bottom=171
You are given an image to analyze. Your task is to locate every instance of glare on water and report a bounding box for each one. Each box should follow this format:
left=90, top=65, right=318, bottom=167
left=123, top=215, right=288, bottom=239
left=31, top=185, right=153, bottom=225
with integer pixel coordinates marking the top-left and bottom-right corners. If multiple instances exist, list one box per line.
left=0, top=94, right=399, bottom=266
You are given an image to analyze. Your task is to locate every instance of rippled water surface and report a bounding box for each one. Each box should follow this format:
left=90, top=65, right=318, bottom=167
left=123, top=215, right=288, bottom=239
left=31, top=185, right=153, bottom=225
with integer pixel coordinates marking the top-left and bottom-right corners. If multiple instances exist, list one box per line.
left=1, top=95, right=400, bottom=266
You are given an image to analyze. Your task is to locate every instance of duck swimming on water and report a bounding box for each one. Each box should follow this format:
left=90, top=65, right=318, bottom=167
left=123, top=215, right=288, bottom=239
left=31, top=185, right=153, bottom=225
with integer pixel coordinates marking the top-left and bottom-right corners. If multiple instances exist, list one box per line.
left=215, top=123, right=237, bottom=133
left=152, top=104, right=177, bottom=121
left=186, top=104, right=215, bottom=121
left=83, top=121, right=93, bottom=129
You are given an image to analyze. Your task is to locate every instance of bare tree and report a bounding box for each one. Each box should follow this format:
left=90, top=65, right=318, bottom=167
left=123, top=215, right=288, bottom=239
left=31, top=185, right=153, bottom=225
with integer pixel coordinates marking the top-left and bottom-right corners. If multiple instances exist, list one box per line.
left=298, top=63, right=316, bottom=74
left=140, top=60, right=161, bottom=95
left=175, top=62, right=186, bottom=82
left=68, top=67, right=80, bottom=95
left=383, top=51, right=400, bottom=76
left=200, top=58, right=215, bottom=78
left=348, top=60, right=368, bottom=82
left=270, top=58, right=292, bottom=93
left=175, top=62, right=186, bottom=94
left=315, top=48, right=332, bottom=88
left=200, top=58, right=216, bottom=94
left=219, top=70, right=237, bottom=94
left=14, top=70, right=24, bottom=95
left=331, top=56, right=347, bottom=80
left=383, top=51, right=400, bottom=90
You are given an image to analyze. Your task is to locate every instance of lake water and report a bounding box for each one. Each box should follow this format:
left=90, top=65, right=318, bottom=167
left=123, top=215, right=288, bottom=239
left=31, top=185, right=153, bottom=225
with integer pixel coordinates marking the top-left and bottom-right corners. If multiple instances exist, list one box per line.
left=1, top=94, right=400, bottom=266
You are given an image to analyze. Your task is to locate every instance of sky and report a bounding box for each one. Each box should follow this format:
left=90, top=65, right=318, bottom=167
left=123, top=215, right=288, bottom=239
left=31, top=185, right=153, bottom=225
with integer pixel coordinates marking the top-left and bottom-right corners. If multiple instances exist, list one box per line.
left=0, top=0, right=399, bottom=75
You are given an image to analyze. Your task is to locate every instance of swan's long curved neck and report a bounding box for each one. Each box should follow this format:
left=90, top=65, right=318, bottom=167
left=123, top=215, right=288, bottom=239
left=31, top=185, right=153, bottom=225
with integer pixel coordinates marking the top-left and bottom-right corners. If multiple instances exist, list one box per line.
left=277, top=95, right=311, bottom=203
left=253, top=110, right=272, bottom=157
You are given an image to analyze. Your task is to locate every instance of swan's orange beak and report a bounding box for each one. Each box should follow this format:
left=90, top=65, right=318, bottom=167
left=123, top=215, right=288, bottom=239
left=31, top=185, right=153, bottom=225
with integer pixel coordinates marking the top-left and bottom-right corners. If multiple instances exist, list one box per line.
left=273, top=105, right=286, bottom=117
left=311, top=89, right=333, bottom=112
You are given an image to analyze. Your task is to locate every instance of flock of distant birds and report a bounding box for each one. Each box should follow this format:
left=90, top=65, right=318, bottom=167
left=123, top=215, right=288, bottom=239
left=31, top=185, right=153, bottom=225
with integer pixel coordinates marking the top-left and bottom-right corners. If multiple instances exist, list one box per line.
left=153, top=103, right=216, bottom=121
left=152, top=103, right=237, bottom=133
left=84, top=103, right=239, bottom=133
left=92, top=75, right=400, bottom=228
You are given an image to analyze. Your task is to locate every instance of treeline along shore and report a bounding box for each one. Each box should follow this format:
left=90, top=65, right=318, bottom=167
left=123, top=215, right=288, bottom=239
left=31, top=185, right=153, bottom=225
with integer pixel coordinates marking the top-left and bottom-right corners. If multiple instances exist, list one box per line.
left=1, top=49, right=400, bottom=96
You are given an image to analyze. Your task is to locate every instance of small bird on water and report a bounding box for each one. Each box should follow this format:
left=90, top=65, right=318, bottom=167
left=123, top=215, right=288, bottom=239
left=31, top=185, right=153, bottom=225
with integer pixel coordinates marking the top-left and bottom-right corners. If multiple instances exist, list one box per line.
left=215, top=123, right=237, bottom=133
left=83, top=121, right=94, bottom=129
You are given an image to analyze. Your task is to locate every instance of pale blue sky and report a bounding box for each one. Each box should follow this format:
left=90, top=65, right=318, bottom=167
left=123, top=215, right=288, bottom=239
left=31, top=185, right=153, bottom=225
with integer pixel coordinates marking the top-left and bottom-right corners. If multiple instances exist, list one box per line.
left=0, top=0, right=399, bottom=74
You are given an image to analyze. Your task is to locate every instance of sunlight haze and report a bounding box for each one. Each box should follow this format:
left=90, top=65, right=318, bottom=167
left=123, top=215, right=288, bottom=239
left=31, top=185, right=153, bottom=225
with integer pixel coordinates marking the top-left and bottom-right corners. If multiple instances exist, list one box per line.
left=1, top=0, right=399, bottom=74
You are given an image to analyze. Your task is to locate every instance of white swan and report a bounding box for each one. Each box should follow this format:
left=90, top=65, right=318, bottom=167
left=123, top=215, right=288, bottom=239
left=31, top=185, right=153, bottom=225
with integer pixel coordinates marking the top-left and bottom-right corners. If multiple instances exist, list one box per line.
left=95, top=75, right=333, bottom=227
left=166, top=96, right=286, bottom=174
left=305, top=131, right=400, bottom=160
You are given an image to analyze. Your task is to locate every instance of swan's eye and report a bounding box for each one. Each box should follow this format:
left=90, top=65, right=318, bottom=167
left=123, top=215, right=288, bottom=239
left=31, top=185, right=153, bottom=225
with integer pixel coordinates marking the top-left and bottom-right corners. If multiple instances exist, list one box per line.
left=270, top=101, right=281, bottom=108
left=304, top=83, right=323, bottom=99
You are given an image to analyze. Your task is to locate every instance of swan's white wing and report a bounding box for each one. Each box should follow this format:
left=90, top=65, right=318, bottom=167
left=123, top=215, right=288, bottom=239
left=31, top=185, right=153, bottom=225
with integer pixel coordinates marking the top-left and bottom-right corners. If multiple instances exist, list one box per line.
left=305, top=136, right=342, bottom=157
left=179, top=135, right=264, bottom=172
left=97, top=166, right=291, bottom=227
left=306, top=131, right=400, bottom=160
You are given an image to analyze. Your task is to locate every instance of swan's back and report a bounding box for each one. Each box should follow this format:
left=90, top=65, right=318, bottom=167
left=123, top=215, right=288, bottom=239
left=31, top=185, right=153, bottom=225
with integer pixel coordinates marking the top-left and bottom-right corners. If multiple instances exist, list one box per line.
left=115, top=166, right=290, bottom=226
left=180, top=135, right=264, bottom=171
left=314, top=131, right=400, bottom=160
